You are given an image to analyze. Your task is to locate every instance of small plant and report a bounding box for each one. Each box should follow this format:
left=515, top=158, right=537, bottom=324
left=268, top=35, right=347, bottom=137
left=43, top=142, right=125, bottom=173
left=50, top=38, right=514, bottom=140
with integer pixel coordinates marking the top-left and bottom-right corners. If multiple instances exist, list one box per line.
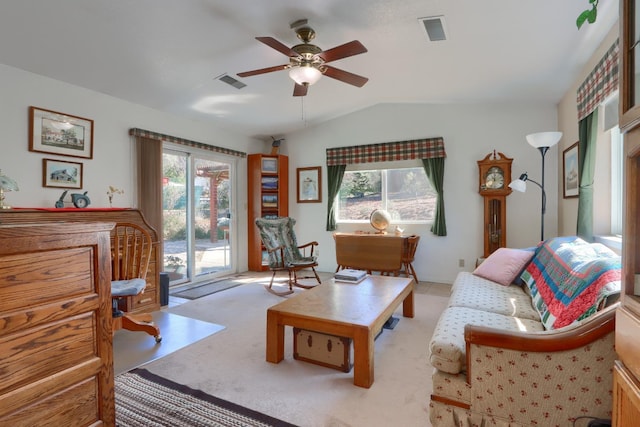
left=577, top=0, right=598, bottom=29
left=164, top=255, right=185, bottom=271
left=107, top=186, right=124, bottom=207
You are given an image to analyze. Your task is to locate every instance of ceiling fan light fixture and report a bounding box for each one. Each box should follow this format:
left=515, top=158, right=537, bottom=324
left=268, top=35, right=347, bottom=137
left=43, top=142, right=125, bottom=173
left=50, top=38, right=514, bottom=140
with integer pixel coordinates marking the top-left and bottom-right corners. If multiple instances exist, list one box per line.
left=289, top=64, right=322, bottom=86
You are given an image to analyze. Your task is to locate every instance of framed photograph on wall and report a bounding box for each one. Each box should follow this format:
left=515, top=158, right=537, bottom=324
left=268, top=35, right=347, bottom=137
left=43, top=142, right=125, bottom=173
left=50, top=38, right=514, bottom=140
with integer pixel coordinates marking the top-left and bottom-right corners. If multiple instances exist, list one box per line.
left=563, top=142, right=579, bottom=198
left=43, top=158, right=83, bottom=189
left=29, top=106, right=94, bottom=159
left=297, top=166, right=322, bottom=203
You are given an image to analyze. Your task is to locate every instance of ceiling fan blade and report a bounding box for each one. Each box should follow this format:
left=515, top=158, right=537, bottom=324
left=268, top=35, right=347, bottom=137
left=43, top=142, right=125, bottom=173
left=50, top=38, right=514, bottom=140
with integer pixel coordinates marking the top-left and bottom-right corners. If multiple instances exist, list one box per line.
left=293, top=83, right=308, bottom=97
left=323, top=66, right=369, bottom=87
left=256, top=36, right=298, bottom=57
left=237, top=64, right=289, bottom=78
left=319, top=40, right=367, bottom=63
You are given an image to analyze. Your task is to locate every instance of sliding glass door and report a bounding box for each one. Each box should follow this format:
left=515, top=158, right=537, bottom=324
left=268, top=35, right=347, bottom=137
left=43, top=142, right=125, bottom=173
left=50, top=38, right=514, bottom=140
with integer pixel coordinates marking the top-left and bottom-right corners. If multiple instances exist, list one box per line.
left=162, top=146, right=234, bottom=286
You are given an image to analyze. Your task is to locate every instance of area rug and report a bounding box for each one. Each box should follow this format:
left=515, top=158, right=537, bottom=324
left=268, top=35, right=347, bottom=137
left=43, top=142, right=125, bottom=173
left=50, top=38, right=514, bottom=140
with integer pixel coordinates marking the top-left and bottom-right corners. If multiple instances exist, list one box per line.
left=171, top=279, right=244, bottom=300
left=115, top=368, right=298, bottom=427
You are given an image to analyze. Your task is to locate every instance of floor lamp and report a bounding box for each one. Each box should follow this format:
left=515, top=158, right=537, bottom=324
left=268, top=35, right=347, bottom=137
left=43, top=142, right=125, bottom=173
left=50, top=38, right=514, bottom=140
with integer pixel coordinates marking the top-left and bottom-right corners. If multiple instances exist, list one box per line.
left=508, top=132, right=562, bottom=242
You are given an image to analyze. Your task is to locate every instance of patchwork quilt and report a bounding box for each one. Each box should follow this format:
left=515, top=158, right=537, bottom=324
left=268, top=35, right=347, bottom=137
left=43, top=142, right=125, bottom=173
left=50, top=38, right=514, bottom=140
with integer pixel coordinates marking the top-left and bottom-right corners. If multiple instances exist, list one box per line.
left=521, top=236, right=621, bottom=329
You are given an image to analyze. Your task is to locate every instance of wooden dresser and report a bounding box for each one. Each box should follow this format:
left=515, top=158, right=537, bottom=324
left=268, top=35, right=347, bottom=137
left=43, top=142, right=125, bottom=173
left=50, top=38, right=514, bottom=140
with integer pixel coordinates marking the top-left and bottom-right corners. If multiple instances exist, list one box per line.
left=0, top=222, right=115, bottom=426
left=0, top=208, right=161, bottom=314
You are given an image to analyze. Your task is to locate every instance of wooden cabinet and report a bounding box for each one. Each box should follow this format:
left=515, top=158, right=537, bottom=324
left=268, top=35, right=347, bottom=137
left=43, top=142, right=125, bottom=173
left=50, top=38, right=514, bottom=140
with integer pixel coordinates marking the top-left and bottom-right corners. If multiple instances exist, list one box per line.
left=0, top=208, right=161, bottom=313
left=615, top=2, right=640, bottom=423
left=0, top=222, right=115, bottom=426
left=620, top=0, right=640, bottom=132
left=248, top=154, right=289, bottom=271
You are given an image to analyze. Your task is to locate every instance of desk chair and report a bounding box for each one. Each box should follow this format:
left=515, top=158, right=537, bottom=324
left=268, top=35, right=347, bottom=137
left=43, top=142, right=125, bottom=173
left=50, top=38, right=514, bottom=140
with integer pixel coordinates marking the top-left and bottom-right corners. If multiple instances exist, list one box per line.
left=255, top=217, right=321, bottom=296
left=111, top=222, right=162, bottom=343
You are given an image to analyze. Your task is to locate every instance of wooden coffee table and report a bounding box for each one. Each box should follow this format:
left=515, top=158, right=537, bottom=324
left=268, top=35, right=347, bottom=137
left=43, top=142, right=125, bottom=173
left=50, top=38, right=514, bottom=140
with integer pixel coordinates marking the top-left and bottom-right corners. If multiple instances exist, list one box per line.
left=266, top=275, right=414, bottom=388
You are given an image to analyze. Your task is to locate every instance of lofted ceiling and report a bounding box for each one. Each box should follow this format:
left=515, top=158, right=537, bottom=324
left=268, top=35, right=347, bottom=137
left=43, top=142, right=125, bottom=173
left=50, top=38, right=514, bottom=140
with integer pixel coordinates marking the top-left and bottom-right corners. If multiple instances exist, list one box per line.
left=0, top=1, right=618, bottom=140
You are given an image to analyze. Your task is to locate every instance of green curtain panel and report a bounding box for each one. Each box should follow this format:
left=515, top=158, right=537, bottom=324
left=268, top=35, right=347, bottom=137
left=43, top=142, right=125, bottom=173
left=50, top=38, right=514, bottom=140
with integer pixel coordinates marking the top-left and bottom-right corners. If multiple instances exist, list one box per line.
left=325, top=164, right=347, bottom=231
left=577, top=109, right=598, bottom=241
left=422, top=158, right=447, bottom=236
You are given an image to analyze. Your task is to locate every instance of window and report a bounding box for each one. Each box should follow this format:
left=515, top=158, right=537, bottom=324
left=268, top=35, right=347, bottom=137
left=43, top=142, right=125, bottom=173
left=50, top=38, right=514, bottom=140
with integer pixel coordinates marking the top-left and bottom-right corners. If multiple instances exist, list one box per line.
left=162, top=145, right=234, bottom=286
left=611, top=125, right=623, bottom=236
left=336, top=166, right=436, bottom=223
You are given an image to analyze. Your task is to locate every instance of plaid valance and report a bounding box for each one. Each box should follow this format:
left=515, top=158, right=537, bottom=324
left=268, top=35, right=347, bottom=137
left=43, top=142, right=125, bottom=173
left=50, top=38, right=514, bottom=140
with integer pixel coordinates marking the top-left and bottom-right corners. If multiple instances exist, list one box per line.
left=326, top=137, right=446, bottom=166
left=576, top=39, right=619, bottom=121
left=129, top=128, right=246, bottom=158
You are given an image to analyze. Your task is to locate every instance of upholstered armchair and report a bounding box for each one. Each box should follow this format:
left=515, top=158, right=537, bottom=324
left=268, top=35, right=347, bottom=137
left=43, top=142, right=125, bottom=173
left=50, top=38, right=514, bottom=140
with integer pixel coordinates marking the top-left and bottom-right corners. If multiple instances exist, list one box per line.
left=255, top=217, right=321, bottom=296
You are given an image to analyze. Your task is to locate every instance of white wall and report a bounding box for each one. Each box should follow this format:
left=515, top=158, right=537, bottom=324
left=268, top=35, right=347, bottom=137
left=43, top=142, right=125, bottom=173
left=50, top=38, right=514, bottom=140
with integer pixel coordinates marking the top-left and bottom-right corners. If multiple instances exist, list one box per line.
left=0, top=63, right=260, bottom=272
left=283, top=102, right=559, bottom=284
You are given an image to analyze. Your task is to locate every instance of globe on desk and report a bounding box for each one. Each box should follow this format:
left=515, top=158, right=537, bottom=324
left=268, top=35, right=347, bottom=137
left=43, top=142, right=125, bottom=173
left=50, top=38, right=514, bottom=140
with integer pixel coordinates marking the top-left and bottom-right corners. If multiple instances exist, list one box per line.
left=370, top=209, right=391, bottom=233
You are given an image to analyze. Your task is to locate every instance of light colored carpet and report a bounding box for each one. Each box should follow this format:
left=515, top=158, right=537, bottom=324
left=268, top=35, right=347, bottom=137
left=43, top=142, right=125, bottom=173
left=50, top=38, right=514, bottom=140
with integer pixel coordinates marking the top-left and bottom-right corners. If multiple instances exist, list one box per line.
left=142, top=277, right=450, bottom=427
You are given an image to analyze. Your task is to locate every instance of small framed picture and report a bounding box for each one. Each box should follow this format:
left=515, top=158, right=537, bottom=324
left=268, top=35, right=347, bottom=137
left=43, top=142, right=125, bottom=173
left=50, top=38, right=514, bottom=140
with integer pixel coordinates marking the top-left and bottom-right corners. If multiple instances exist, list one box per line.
left=43, top=158, right=83, bottom=189
left=261, top=157, right=278, bottom=173
left=297, top=166, right=322, bottom=203
left=563, top=142, right=579, bottom=198
left=29, top=106, right=94, bottom=159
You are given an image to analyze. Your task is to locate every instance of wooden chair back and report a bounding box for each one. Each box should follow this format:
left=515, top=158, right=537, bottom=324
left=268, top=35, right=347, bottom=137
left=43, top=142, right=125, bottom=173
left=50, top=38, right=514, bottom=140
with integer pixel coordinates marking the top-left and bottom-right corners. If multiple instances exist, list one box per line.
left=111, top=222, right=152, bottom=282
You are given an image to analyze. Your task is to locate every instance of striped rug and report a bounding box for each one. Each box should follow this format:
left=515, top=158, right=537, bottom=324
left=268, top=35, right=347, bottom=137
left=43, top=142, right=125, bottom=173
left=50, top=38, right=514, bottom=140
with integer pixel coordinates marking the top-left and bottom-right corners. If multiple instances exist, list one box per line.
left=115, top=369, right=297, bottom=427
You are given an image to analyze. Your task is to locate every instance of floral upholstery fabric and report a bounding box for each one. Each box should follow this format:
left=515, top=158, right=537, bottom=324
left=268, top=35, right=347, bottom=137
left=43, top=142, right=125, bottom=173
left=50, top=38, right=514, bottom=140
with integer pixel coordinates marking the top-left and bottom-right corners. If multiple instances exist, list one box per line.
left=432, top=369, right=470, bottom=404
left=448, top=272, right=540, bottom=321
left=430, top=400, right=518, bottom=427
left=429, top=306, right=544, bottom=375
left=430, top=331, right=615, bottom=427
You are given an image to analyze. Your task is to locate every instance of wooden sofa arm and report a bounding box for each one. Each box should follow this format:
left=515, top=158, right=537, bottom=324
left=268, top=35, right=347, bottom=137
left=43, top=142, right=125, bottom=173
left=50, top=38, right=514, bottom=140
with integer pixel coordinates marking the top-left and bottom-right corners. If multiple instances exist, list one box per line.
left=463, top=303, right=617, bottom=354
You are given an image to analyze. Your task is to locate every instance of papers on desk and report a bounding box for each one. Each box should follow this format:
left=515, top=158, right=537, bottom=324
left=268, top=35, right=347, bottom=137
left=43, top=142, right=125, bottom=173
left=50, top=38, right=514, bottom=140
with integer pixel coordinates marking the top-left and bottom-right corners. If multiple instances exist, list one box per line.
left=334, top=269, right=367, bottom=284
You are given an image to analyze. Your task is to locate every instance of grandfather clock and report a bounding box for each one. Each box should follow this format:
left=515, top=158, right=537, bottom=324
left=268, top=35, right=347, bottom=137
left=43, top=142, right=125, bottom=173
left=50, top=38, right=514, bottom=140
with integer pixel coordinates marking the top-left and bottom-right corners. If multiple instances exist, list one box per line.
left=477, top=151, right=513, bottom=257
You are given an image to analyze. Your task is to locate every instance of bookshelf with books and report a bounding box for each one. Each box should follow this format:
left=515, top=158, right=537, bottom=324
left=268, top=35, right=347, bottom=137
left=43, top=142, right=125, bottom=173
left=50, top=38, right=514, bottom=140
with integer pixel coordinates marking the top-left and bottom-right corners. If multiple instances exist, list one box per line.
left=248, top=153, right=289, bottom=271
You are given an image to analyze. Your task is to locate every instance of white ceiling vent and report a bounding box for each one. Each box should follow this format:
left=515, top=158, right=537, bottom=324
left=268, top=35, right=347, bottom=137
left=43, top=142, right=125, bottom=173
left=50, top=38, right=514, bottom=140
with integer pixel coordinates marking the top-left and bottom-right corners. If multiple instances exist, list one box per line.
left=418, top=16, right=448, bottom=42
left=218, top=74, right=246, bottom=89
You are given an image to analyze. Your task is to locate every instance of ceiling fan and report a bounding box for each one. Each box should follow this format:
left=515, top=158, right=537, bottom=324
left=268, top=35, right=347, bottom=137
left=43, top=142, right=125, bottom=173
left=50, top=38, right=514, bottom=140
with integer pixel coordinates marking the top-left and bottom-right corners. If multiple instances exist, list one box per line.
left=237, top=21, right=369, bottom=97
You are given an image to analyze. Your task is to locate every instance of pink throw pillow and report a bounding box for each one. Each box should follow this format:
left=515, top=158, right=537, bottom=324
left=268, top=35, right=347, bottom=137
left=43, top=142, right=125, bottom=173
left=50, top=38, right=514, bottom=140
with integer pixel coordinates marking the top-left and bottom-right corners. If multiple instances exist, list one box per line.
left=473, top=248, right=535, bottom=286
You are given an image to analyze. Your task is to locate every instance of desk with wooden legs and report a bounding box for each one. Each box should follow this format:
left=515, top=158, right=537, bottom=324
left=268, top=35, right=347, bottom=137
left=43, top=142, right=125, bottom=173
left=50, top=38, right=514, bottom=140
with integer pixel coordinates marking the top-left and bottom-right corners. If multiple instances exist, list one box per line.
left=265, top=275, right=414, bottom=388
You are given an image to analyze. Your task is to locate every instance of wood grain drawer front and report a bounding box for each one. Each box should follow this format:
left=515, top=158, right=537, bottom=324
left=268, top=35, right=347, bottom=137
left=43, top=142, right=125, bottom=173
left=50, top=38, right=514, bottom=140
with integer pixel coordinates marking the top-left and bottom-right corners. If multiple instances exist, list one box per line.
left=131, top=288, right=157, bottom=311
left=0, top=313, right=97, bottom=395
left=613, top=361, right=640, bottom=427
left=616, top=307, right=640, bottom=381
left=1, top=375, right=101, bottom=426
left=0, top=247, right=95, bottom=313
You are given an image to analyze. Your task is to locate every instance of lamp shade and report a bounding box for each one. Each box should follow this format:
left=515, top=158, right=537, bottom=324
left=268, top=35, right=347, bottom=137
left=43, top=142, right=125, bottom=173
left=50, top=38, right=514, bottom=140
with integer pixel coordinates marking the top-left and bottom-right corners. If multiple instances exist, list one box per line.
left=526, top=132, right=562, bottom=148
left=289, top=64, right=322, bottom=86
left=509, top=179, right=526, bottom=192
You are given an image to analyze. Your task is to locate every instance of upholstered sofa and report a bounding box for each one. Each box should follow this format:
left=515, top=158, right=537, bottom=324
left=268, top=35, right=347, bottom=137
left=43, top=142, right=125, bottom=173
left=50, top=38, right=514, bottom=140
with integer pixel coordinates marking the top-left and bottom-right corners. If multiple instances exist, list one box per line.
left=428, top=236, right=621, bottom=427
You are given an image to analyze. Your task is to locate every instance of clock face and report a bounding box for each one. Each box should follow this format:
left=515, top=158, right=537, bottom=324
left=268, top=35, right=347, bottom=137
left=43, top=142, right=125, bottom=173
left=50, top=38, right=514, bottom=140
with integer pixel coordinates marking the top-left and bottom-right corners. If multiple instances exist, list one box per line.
left=484, top=166, right=504, bottom=189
